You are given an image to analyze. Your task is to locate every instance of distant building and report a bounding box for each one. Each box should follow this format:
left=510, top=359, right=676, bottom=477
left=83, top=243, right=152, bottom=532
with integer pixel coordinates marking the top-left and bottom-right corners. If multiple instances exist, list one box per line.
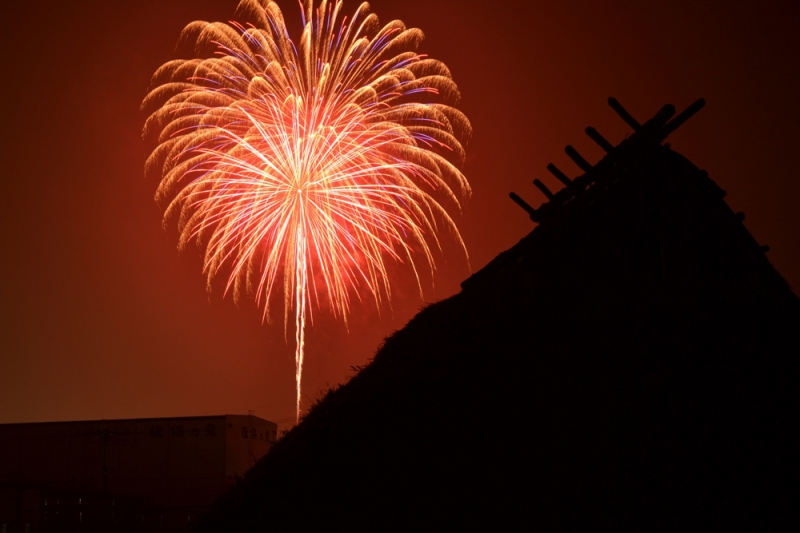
left=0, top=415, right=277, bottom=532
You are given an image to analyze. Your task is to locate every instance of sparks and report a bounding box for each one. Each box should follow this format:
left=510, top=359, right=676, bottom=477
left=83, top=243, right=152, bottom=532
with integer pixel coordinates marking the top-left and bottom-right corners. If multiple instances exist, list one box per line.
left=142, top=0, right=471, bottom=422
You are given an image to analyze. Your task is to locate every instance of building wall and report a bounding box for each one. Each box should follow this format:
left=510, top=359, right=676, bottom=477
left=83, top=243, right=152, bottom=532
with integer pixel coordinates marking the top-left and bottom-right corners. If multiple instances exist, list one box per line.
left=224, top=415, right=275, bottom=482
left=0, top=415, right=277, bottom=532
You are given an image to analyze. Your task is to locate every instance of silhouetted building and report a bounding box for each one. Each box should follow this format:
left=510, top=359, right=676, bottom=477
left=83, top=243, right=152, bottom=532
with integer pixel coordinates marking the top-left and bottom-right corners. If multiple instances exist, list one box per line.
left=193, top=99, right=800, bottom=531
left=0, top=415, right=276, bottom=532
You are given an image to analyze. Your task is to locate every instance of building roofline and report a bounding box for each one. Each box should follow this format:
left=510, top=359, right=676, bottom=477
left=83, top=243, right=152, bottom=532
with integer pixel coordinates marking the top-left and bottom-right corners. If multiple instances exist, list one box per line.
left=0, top=414, right=275, bottom=427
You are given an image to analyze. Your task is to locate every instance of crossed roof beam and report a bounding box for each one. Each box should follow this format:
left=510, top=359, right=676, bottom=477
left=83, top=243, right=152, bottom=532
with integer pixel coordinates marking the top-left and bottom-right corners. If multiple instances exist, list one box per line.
left=510, top=97, right=706, bottom=224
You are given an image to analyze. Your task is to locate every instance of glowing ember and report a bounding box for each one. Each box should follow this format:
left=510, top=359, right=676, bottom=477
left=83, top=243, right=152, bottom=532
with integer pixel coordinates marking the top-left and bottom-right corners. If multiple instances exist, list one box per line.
left=142, top=0, right=471, bottom=421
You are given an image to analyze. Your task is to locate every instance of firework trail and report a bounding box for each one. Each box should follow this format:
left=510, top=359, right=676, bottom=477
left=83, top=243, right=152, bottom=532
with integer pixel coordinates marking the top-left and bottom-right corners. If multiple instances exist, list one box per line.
left=142, top=0, right=471, bottom=421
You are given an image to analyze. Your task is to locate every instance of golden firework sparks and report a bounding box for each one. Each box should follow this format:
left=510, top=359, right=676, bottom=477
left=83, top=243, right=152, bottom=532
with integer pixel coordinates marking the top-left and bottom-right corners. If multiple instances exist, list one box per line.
left=142, top=0, right=471, bottom=421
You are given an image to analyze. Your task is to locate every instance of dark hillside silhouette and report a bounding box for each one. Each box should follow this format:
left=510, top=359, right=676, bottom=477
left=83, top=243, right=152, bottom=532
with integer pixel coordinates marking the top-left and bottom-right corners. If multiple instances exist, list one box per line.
left=195, top=99, right=800, bottom=531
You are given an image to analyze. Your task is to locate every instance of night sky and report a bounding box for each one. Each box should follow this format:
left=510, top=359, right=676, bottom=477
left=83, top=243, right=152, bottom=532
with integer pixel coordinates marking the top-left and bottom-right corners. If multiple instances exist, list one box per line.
left=1, top=0, right=798, bottom=428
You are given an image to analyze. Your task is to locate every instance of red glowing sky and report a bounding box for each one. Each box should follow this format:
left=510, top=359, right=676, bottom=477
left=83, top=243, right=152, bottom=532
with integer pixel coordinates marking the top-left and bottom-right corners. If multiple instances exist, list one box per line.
left=1, top=0, right=798, bottom=428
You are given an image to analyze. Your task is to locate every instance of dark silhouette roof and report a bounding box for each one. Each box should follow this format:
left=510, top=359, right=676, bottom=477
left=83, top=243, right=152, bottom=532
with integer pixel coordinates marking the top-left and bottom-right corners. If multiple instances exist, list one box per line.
left=195, top=99, right=800, bottom=531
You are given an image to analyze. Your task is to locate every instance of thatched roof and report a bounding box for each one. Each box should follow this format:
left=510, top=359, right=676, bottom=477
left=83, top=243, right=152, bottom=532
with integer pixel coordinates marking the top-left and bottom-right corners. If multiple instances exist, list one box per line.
left=195, top=99, right=800, bottom=531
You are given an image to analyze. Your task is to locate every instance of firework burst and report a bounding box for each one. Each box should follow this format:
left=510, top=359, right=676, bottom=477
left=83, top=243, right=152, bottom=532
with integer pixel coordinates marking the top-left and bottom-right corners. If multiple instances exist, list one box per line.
left=142, top=0, right=471, bottom=421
